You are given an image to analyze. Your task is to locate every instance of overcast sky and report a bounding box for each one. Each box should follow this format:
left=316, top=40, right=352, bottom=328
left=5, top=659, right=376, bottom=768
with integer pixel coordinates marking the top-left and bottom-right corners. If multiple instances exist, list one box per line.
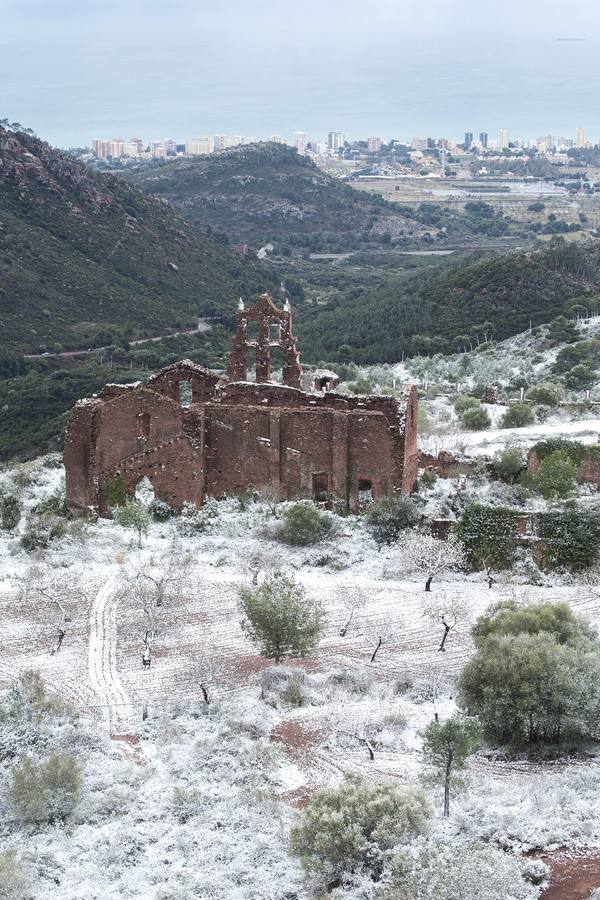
left=1, top=0, right=598, bottom=146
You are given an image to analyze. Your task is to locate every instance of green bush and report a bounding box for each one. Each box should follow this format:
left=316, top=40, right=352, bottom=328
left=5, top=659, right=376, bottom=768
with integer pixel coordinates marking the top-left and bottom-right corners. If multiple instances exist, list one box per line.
left=493, top=447, right=525, bottom=484
left=289, top=774, right=429, bottom=882
left=453, top=395, right=480, bottom=414
left=565, top=363, right=596, bottom=390
left=8, top=753, right=81, bottom=824
left=501, top=402, right=534, bottom=428
left=365, top=496, right=420, bottom=546
left=460, top=404, right=491, bottom=430
left=529, top=450, right=577, bottom=500
left=276, top=502, right=336, bottom=546
left=538, top=510, right=600, bottom=570
left=525, top=382, right=564, bottom=406
left=239, top=571, right=324, bottom=662
left=0, top=494, right=21, bottom=531
left=457, top=503, right=518, bottom=571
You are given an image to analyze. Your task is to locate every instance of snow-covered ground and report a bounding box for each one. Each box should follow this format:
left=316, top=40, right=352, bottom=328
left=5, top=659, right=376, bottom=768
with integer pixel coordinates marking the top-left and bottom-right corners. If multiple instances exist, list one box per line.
left=2, top=458, right=600, bottom=897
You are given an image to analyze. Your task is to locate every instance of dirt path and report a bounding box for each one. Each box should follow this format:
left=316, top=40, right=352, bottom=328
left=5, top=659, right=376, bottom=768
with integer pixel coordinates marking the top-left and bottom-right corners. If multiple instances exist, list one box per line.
left=88, top=576, right=133, bottom=733
left=539, top=851, right=600, bottom=900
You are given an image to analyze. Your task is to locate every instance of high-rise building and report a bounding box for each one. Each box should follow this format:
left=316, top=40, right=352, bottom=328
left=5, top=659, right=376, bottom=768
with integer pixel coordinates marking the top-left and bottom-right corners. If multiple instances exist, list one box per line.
left=229, top=135, right=243, bottom=147
left=129, top=138, right=144, bottom=155
left=213, top=134, right=228, bottom=151
left=410, top=135, right=427, bottom=151
left=367, top=136, right=383, bottom=153
left=185, top=136, right=214, bottom=155
left=479, top=131, right=488, bottom=149
left=293, top=131, right=307, bottom=153
left=499, top=128, right=509, bottom=149
left=576, top=127, right=586, bottom=148
left=269, top=134, right=284, bottom=144
left=150, top=141, right=165, bottom=157
left=464, top=132, right=473, bottom=149
left=328, top=131, right=345, bottom=150
left=165, top=139, right=177, bottom=155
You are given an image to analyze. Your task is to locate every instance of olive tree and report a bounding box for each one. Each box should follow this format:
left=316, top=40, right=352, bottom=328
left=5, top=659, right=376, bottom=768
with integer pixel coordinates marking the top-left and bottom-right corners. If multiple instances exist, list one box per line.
left=422, top=714, right=481, bottom=816
left=113, top=499, right=151, bottom=547
left=385, top=532, right=466, bottom=591
left=239, top=571, right=324, bottom=663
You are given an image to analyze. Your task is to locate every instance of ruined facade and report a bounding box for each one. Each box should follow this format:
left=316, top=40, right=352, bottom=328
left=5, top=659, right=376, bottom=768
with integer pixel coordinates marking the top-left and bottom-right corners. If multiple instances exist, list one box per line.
left=64, top=293, right=418, bottom=516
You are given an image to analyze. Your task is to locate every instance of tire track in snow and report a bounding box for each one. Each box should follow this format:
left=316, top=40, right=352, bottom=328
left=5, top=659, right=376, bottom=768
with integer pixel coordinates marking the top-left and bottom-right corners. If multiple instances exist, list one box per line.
left=89, top=576, right=132, bottom=732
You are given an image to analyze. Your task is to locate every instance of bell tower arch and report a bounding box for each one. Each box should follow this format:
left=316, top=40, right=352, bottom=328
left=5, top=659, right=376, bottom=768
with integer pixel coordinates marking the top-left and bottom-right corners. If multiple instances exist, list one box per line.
left=227, top=293, right=302, bottom=388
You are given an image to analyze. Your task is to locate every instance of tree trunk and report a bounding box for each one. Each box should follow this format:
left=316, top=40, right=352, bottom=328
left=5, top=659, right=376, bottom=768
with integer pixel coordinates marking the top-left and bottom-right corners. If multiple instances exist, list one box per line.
left=425, top=574, right=433, bottom=592
left=370, top=637, right=383, bottom=663
left=444, top=747, right=453, bottom=817
left=357, top=736, right=375, bottom=760
left=200, top=683, right=210, bottom=705
left=438, top=621, right=451, bottom=652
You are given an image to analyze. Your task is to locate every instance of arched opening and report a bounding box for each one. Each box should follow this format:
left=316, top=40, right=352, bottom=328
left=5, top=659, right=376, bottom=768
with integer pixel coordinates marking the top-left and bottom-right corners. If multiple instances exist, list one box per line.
left=135, top=476, right=155, bottom=505
left=269, top=346, right=283, bottom=383
left=246, top=347, right=256, bottom=382
left=179, top=380, right=193, bottom=406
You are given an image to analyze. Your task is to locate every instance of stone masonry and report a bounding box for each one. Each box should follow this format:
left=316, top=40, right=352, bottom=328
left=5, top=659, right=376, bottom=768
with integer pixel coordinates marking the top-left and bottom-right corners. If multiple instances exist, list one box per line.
left=64, top=293, right=418, bottom=516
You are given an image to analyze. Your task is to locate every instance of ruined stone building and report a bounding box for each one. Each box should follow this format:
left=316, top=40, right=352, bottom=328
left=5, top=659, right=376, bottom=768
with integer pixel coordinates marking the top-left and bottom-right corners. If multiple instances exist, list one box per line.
left=64, top=293, right=418, bottom=516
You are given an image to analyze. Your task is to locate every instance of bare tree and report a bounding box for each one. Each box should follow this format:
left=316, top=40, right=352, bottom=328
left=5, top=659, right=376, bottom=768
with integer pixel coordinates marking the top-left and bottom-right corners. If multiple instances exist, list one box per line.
left=361, top=616, right=402, bottom=664
left=20, top=565, right=88, bottom=654
left=336, top=584, right=365, bottom=637
left=119, top=549, right=192, bottom=666
left=423, top=592, right=472, bottom=652
left=384, top=532, right=466, bottom=591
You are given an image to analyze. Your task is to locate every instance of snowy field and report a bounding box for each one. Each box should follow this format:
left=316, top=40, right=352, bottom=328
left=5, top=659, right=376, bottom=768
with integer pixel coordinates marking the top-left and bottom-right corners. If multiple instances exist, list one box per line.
left=2, top=457, right=600, bottom=898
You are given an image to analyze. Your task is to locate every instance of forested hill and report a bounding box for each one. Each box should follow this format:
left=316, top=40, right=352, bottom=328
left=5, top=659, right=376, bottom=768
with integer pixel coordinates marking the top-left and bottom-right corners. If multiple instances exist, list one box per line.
left=295, top=242, right=600, bottom=364
left=0, top=126, right=271, bottom=352
left=124, top=142, right=433, bottom=249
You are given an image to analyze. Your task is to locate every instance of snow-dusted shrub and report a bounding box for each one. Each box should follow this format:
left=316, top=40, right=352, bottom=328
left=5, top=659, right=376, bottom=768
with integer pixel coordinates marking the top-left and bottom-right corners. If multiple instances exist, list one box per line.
left=20, top=513, right=66, bottom=551
left=521, top=858, right=550, bottom=886
left=290, top=774, right=429, bottom=883
left=0, top=850, right=30, bottom=900
left=365, top=496, right=420, bottom=547
left=8, top=752, right=81, bottom=824
left=0, top=493, right=21, bottom=530
left=261, top=665, right=313, bottom=707
left=240, top=571, right=324, bottom=663
left=149, top=499, right=173, bottom=522
left=384, top=840, right=538, bottom=900
left=276, top=501, right=337, bottom=546
left=454, top=395, right=480, bottom=414
left=41, top=452, right=63, bottom=470
left=327, top=668, right=373, bottom=695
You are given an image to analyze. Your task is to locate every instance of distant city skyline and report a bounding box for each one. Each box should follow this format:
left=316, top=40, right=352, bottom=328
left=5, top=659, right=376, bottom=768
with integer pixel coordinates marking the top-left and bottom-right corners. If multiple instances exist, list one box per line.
left=2, top=0, right=599, bottom=148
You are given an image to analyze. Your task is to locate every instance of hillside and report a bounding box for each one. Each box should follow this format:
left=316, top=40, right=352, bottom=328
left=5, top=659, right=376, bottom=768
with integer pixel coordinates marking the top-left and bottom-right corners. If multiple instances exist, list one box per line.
left=124, top=142, right=433, bottom=249
left=0, top=126, right=271, bottom=352
left=294, top=241, right=600, bottom=363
